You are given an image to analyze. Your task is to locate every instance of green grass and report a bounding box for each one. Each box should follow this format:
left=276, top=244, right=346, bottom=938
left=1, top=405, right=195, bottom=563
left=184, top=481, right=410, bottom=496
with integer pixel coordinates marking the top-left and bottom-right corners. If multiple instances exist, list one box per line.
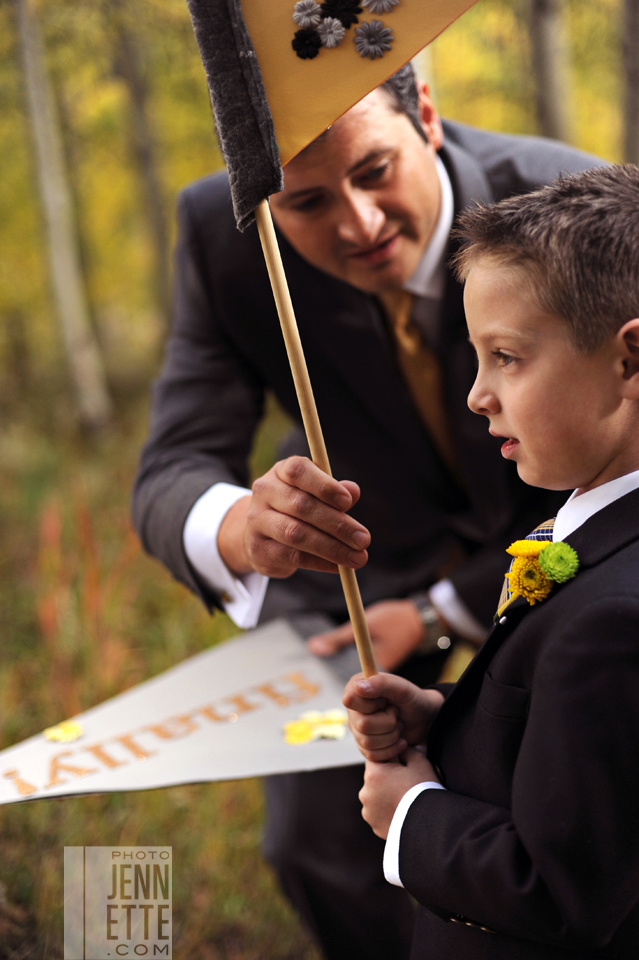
left=0, top=394, right=318, bottom=959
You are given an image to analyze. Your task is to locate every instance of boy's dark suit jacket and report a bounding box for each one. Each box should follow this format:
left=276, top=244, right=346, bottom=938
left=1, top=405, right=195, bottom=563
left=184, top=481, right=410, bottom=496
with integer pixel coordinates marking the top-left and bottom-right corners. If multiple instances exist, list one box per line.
left=133, top=121, right=603, bottom=633
left=402, top=488, right=639, bottom=960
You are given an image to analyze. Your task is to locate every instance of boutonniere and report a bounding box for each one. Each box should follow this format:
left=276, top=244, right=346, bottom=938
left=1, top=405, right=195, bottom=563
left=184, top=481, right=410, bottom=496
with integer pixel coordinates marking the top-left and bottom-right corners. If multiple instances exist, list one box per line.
left=496, top=540, right=579, bottom=618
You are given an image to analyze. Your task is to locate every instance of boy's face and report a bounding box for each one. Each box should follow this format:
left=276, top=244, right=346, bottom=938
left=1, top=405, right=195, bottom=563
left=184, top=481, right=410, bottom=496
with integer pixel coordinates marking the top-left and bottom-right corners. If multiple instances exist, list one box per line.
left=466, top=260, right=633, bottom=492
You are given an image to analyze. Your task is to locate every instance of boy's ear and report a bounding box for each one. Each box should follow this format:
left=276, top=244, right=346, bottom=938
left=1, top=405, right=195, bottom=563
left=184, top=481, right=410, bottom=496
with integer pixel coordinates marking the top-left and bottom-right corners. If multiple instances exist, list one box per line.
left=620, top=318, right=639, bottom=389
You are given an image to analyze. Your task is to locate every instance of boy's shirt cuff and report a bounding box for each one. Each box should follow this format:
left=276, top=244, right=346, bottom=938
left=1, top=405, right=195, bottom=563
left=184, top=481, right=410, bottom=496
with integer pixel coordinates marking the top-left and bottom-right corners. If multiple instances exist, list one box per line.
left=383, top=781, right=446, bottom=887
left=183, top=482, right=268, bottom=628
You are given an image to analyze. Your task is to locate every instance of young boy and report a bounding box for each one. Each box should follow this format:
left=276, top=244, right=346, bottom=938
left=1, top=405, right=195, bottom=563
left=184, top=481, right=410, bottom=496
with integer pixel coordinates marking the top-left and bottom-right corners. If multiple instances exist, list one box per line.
left=343, top=164, right=639, bottom=959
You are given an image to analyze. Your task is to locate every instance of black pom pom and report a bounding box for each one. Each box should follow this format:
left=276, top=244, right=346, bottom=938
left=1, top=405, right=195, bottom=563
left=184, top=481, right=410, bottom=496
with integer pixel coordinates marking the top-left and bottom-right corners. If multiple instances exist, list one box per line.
left=320, top=0, right=362, bottom=28
left=292, top=28, right=322, bottom=59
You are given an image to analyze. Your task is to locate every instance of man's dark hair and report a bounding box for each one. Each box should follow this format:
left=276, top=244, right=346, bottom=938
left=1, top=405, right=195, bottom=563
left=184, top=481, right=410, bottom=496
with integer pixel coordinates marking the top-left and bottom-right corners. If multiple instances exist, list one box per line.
left=299, top=64, right=427, bottom=157
left=380, top=64, right=428, bottom=142
left=453, top=164, right=639, bottom=353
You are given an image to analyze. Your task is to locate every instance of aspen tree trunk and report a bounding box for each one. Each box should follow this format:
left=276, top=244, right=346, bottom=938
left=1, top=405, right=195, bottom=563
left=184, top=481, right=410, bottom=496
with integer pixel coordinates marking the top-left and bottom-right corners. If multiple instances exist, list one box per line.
left=624, top=0, right=639, bottom=164
left=527, top=0, right=572, bottom=143
left=16, top=0, right=113, bottom=431
left=111, top=2, right=171, bottom=328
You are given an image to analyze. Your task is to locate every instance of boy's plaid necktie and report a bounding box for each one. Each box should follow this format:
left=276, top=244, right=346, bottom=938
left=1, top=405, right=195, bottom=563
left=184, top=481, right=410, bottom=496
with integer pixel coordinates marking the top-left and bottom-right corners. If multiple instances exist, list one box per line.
left=497, top=518, right=556, bottom=611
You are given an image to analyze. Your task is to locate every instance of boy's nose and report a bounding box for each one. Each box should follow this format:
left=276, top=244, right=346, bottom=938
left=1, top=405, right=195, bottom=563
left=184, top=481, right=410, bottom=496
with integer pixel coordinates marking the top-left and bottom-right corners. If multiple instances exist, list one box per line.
left=468, top=377, right=499, bottom=416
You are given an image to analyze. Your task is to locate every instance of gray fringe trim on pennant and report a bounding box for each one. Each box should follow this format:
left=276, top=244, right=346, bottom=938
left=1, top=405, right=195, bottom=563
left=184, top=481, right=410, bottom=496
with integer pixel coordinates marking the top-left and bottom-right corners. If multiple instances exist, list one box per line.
left=185, top=0, right=283, bottom=230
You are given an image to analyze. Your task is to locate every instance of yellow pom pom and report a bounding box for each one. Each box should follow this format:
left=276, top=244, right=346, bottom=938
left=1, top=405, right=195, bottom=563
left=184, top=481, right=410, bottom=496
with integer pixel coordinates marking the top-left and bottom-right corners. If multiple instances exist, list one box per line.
left=283, top=709, right=348, bottom=744
left=283, top=719, right=316, bottom=745
left=43, top=719, right=84, bottom=743
left=506, top=540, right=551, bottom=559
left=506, top=556, right=553, bottom=605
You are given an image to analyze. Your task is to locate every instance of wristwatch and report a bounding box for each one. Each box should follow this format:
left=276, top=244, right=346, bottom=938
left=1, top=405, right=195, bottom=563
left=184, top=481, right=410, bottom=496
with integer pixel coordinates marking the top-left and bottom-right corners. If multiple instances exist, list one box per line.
left=410, top=592, right=452, bottom=655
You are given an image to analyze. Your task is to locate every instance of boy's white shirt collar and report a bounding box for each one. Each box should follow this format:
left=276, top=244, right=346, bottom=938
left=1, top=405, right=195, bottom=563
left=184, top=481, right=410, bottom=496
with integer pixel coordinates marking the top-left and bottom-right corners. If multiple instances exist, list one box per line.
left=402, top=156, right=454, bottom=301
left=384, top=467, right=639, bottom=890
left=553, top=468, right=639, bottom=542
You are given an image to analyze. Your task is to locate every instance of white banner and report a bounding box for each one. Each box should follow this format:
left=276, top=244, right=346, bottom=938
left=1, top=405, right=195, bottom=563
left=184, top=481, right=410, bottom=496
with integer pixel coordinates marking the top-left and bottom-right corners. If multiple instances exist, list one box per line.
left=0, top=619, right=362, bottom=806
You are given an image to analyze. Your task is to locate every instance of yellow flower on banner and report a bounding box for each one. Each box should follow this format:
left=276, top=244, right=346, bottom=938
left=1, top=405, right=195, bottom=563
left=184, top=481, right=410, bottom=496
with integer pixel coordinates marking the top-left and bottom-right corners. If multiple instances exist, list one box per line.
left=43, top=719, right=84, bottom=743
left=507, top=557, right=553, bottom=605
left=506, top=540, right=551, bottom=559
left=283, top=709, right=348, bottom=745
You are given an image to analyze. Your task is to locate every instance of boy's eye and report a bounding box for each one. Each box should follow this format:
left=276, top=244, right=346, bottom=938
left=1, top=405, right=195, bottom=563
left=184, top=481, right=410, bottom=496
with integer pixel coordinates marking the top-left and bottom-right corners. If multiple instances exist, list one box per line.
left=493, top=350, right=516, bottom=367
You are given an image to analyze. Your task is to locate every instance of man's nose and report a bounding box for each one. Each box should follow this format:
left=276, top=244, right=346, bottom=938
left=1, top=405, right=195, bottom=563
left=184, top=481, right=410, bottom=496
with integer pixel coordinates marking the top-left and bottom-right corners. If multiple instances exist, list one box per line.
left=336, top=191, right=385, bottom=246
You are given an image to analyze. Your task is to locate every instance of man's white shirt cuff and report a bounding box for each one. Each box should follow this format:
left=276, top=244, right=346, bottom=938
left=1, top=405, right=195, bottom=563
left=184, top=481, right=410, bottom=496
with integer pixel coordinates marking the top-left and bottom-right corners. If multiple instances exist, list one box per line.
left=428, top=578, right=488, bottom=644
left=383, top=781, right=446, bottom=887
left=183, top=482, right=268, bottom=629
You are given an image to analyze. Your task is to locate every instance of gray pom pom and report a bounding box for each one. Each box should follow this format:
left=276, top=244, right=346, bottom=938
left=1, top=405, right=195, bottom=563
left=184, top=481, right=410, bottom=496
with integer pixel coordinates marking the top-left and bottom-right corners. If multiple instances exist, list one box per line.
left=293, top=0, right=322, bottom=28
left=353, top=19, right=393, bottom=58
left=318, top=16, right=346, bottom=46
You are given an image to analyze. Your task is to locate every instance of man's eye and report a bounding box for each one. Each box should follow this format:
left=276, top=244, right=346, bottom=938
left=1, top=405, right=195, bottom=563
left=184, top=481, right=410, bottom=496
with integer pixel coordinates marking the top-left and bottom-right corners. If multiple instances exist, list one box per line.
left=292, top=194, right=325, bottom=212
left=360, top=163, right=389, bottom=185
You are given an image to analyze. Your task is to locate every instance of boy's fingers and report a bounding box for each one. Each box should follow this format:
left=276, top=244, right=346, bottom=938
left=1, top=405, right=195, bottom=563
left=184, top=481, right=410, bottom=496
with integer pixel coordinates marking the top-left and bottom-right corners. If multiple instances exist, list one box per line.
left=343, top=672, right=395, bottom=712
left=355, top=738, right=408, bottom=762
left=344, top=694, right=389, bottom=715
left=349, top=672, right=422, bottom=708
left=347, top=706, right=399, bottom=736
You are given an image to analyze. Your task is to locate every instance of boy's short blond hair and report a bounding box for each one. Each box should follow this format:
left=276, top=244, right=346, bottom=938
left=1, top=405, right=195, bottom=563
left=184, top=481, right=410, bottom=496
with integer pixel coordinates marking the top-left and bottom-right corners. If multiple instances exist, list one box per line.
left=452, top=164, right=639, bottom=352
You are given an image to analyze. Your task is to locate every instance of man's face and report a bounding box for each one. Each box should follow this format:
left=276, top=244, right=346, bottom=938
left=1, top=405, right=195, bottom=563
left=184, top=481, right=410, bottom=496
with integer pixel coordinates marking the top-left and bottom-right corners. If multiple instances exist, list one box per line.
left=466, top=260, right=627, bottom=492
left=269, top=85, right=443, bottom=294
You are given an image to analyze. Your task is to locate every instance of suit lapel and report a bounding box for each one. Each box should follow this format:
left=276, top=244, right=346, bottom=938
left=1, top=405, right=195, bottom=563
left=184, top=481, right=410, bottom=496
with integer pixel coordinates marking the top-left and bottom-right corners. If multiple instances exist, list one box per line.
left=429, top=487, right=639, bottom=756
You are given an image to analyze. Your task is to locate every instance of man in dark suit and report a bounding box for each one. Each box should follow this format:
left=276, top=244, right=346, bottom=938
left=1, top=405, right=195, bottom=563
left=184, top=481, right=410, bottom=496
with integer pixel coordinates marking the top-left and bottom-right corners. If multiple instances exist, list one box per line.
left=133, top=66, right=604, bottom=959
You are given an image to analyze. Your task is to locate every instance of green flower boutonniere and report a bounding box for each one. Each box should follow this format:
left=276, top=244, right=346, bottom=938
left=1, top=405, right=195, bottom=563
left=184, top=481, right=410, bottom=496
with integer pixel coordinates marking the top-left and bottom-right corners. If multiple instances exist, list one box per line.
left=496, top=540, right=579, bottom=619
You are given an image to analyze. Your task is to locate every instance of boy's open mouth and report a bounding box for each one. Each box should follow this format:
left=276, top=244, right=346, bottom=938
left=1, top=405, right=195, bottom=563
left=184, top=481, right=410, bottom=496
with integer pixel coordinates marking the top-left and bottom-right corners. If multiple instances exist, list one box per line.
left=490, top=430, right=520, bottom=457
left=500, top=438, right=520, bottom=457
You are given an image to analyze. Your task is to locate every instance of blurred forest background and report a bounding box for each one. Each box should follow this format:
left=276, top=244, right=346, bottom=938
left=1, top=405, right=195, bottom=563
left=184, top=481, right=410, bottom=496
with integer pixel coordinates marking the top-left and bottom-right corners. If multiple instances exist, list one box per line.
left=0, top=0, right=637, bottom=955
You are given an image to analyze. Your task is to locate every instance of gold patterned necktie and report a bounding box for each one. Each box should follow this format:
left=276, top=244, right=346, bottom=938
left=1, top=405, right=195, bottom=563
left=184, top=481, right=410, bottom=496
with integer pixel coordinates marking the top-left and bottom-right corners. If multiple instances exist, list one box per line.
left=380, top=289, right=461, bottom=482
left=497, top=517, right=556, bottom=611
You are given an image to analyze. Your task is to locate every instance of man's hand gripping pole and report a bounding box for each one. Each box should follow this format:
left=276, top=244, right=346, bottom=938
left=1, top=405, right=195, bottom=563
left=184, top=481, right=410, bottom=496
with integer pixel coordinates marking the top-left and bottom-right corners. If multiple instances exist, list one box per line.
left=255, top=199, right=378, bottom=678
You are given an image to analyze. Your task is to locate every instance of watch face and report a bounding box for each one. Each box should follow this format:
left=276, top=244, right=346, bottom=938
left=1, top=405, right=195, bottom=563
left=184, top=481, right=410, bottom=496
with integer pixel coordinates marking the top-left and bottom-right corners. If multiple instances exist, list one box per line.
left=421, top=604, right=439, bottom=626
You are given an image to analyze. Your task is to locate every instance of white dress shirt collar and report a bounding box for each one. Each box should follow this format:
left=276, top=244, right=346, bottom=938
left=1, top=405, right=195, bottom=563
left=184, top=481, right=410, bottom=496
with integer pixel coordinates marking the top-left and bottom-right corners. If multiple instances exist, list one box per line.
left=402, top=156, right=454, bottom=302
left=553, top=468, right=639, bottom=543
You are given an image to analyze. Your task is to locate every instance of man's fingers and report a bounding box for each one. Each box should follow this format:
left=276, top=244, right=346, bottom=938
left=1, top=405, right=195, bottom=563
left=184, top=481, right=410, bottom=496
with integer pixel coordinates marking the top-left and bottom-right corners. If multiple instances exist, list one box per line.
left=340, top=479, right=361, bottom=507
left=246, top=534, right=340, bottom=577
left=263, top=478, right=370, bottom=552
left=274, top=457, right=354, bottom=510
left=253, top=510, right=368, bottom=570
left=307, top=621, right=355, bottom=656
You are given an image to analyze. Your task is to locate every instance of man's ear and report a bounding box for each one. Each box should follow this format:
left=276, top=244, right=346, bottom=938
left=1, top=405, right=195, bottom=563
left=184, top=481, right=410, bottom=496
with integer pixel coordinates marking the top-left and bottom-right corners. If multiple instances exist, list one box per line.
left=619, top=318, right=639, bottom=391
left=416, top=79, right=443, bottom=151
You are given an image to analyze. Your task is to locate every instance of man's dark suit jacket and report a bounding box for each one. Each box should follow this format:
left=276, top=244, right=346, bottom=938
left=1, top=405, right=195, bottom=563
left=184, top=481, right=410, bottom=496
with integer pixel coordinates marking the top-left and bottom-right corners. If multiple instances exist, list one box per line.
left=401, top=487, right=639, bottom=959
left=132, top=121, right=603, bottom=629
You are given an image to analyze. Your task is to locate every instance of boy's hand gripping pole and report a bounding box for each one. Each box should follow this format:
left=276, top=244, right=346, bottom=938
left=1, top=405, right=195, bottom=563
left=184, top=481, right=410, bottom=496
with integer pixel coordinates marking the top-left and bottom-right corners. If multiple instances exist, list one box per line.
left=255, top=199, right=378, bottom=678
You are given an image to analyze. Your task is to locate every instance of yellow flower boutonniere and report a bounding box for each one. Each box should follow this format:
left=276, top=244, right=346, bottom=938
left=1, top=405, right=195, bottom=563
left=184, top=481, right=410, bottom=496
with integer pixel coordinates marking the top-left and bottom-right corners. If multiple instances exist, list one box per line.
left=496, top=540, right=579, bottom=619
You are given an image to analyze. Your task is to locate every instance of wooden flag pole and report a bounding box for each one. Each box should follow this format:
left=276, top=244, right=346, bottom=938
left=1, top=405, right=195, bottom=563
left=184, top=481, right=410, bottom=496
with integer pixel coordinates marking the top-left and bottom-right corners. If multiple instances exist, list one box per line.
left=255, top=199, right=378, bottom=678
